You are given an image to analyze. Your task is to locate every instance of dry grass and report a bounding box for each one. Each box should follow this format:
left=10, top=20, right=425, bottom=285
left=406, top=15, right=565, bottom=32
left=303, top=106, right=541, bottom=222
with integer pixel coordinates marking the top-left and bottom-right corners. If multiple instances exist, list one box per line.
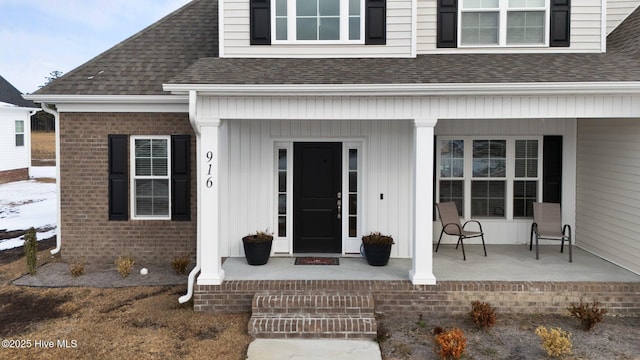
left=0, top=249, right=252, bottom=360
left=31, top=131, right=56, bottom=163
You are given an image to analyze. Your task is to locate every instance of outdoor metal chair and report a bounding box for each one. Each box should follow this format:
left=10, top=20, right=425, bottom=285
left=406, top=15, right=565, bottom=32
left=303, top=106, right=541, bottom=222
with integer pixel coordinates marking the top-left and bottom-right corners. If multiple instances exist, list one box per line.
left=435, top=202, right=487, bottom=261
left=530, top=202, right=572, bottom=262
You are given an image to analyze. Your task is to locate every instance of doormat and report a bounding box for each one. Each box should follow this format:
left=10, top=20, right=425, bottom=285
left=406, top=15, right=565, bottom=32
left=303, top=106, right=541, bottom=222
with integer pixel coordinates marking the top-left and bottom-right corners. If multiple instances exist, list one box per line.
left=294, top=257, right=339, bottom=265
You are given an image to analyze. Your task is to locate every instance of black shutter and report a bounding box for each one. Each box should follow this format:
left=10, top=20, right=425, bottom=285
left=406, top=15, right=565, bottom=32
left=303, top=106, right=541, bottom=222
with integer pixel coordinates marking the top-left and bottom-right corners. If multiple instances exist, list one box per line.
left=250, top=0, right=271, bottom=45
left=108, top=135, right=128, bottom=221
left=171, top=135, right=191, bottom=221
left=365, top=0, right=386, bottom=45
left=437, top=0, right=458, bottom=48
left=550, top=0, right=570, bottom=47
left=543, top=136, right=563, bottom=204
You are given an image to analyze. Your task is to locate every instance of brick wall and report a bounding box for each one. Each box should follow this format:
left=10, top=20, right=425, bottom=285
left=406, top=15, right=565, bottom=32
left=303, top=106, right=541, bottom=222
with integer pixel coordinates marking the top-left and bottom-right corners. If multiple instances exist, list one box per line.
left=195, top=280, right=640, bottom=316
left=59, top=112, right=196, bottom=265
left=0, top=168, right=29, bottom=184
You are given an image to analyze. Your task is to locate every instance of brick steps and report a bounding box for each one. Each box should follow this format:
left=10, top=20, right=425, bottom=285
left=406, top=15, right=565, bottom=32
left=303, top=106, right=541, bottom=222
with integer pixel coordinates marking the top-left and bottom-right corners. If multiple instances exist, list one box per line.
left=248, top=291, right=377, bottom=339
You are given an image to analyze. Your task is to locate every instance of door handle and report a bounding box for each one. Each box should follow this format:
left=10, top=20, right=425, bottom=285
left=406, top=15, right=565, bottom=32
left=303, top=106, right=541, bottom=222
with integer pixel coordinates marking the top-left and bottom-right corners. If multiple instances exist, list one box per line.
left=337, top=192, right=342, bottom=219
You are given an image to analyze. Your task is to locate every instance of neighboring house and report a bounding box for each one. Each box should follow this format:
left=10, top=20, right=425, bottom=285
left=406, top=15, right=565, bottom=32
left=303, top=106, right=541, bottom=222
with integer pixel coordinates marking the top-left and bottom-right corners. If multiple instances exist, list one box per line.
left=0, top=76, right=37, bottom=184
left=26, top=0, right=640, bottom=304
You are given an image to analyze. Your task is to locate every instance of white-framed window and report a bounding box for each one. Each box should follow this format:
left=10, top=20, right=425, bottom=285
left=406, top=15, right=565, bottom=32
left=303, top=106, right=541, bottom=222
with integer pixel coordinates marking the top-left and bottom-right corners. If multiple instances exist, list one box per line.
left=459, top=0, right=548, bottom=46
left=15, top=120, right=24, bottom=147
left=437, top=136, right=541, bottom=219
left=130, top=136, right=171, bottom=219
left=346, top=146, right=360, bottom=238
left=273, top=0, right=363, bottom=43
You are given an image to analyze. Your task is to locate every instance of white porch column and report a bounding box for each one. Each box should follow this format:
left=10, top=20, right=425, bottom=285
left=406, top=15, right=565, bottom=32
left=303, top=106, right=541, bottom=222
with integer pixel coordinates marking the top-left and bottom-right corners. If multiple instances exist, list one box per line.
left=410, top=119, right=438, bottom=285
left=197, top=119, right=225, bottom=285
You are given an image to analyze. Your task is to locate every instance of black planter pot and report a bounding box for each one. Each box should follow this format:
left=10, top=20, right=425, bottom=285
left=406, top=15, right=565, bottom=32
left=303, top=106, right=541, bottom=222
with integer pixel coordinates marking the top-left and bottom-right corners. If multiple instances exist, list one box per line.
left=242, top=239, right=272, bottom=266
left=362, top=243, right=392, bottom=266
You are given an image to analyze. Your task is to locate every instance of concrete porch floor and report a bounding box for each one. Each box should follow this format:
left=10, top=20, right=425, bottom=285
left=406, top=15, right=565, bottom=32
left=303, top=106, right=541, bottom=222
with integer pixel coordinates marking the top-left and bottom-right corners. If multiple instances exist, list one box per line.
left=222, top=245, right=640, bottom=282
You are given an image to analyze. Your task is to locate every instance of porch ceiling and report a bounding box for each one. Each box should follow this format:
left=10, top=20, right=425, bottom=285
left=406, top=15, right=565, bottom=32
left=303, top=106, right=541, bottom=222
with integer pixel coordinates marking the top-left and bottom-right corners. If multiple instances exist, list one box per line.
left=221, top=245, right=640, bottom=282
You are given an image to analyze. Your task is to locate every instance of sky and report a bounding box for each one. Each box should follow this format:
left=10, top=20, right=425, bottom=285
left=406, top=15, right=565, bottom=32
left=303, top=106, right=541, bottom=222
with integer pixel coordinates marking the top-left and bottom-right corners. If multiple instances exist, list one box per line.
left=0, top=0, right=191, bottom=94
left=0, top=178, right=57, bottom=250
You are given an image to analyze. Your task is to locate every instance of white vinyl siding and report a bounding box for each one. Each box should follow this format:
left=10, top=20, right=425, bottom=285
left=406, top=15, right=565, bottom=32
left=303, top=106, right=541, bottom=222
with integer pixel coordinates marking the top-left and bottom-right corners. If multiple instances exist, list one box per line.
left=223, top=0, right=413, bottom=57
left=218, top=119, right=413, bottom=258
left=417, top=0, right=603, bottom=53
left=0, top=107, right=31, bottom=172
left=606, top=0, right=640, bottom=34
left=576, top=118, right=640, bottom=275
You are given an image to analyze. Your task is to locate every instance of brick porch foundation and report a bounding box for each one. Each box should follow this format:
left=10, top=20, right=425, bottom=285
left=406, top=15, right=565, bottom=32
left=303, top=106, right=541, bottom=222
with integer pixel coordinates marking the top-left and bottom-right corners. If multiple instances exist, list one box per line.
left=195, top=280, right=640, bottom=317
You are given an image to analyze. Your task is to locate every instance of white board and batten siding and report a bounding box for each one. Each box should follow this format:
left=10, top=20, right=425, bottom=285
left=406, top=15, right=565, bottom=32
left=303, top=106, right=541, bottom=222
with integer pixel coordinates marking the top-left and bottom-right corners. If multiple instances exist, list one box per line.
left=417, top=1, right=604, bottom=53
left=434, top=118, right=577, bottom=246
left=217, top=119, right=414, bottom=258
left=221, top=0, right=413, bottom=57
left=577, top=118, right=640, bottom=274
left=607, top=0, right=640, bottom=34
left=0, top=106, right=31, bottom=173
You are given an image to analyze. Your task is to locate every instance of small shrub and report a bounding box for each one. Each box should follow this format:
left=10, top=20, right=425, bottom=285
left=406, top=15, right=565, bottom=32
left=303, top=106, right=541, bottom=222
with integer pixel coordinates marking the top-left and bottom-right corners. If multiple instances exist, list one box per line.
left=115, top=255, right=135, bottom=278
left=69, top=260, right=85, bottom=277
left=416, top=313, right=428, bottom=328
left=361, top=232, right=394, bottom=245
left=470, top=300, right=497, bottom=329
left=568, top=299, right=607, bottom=331
left=535, top=326, right=572, bottom=358
left=171, top=255, right=190, bottom=275
left=374, top=322, right=391, bottom=343
left=434, top=328, right=466, bottom=360
left=24, top=227, right=38, bottom=275
left=242, top=230, right=274, bottom=243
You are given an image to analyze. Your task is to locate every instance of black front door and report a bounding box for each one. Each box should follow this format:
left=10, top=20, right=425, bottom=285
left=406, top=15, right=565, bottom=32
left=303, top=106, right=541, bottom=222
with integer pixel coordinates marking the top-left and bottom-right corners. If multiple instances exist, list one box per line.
left=293, top=142, right=342, bottom=253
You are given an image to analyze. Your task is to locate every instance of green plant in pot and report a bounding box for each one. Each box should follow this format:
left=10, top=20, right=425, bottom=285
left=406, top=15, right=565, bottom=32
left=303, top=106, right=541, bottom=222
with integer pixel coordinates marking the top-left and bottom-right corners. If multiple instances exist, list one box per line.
left=242, top=230, right=274, bottom=265
left=361, top=232, right=394, bottom=266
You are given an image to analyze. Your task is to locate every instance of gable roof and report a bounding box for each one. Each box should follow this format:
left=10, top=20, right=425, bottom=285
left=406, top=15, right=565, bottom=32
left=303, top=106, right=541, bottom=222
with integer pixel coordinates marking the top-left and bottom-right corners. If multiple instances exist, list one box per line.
left=607, top=3, right=640, bottom=56
left=0, top=75, right=36, bottom=107
left=35, top=0, right=217, bottom=96
left=34, top=0, right=640, bottom=96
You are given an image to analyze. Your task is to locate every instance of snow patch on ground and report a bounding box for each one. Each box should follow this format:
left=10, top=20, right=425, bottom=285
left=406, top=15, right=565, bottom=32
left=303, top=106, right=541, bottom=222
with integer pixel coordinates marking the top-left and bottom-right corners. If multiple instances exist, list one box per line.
left=30, top=166, right=56, bottom=179
left=0, top=180, right=57, bottom=251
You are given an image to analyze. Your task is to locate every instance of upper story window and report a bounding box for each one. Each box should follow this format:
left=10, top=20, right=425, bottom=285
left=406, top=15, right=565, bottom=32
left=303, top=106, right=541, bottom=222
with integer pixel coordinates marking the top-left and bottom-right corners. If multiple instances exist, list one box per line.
left=436, top=0, right=569, bottom=48
left=250, top=0, right=385, bottom=45
left=15, top=120, right=24, bottom=147
left=274, top=0, right=363, bottom=42
left=460, top=0, right=547, bottom=46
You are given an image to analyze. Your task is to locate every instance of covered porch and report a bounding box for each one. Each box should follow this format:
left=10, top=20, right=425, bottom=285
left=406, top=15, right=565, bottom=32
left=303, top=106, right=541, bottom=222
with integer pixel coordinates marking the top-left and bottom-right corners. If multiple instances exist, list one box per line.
left=194, top=245, right=640, bottom=316
left=221, top=245, right=640, bottom=282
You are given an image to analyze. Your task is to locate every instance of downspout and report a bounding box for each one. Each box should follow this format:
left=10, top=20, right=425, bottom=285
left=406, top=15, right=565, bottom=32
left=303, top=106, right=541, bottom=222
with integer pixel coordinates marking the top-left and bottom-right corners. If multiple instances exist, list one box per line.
left=179, top=90, right=201, bottom=304
left=41, top=103, right=62, bottom=256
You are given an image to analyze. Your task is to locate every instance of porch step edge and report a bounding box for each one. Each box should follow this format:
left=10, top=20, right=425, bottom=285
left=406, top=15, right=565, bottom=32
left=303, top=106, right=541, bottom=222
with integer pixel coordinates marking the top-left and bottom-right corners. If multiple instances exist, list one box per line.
left=248, top=291, right=377, bottom=339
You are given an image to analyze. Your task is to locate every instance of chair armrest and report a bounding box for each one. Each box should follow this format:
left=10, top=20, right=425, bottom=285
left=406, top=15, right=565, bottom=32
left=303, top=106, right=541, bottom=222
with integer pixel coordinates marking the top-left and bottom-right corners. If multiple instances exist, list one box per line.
left=462, top=219, right=483, bottom=233
left=531, top=222, right=538, bottom=236
left=562, top=224, right=571, bottom=239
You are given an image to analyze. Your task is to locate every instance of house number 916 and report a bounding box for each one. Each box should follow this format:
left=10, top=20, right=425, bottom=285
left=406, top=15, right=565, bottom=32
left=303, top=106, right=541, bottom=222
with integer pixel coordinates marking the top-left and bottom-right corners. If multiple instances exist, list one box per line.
left=206, top=151, right=214, bottom=188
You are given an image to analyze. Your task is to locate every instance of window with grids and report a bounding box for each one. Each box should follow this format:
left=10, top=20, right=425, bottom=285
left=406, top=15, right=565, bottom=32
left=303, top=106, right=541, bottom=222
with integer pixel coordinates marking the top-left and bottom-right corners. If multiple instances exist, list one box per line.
left=348, top=148, right=359, bottom=237
left=15, top=120, right=24, bottom=147
left=277, top=148, right=288, bottom=237
left=274, top=0, right=362, bottom=42
left=471, top=140, right=506, bottom=217
left=132, top=137, right=170, bottom=218
left=437, top=137, right=541, bottom=219
left=439, top=139, right=464, bottom=216
left=460, top=0, right=547, bottom=46
left=513, top=139, right=539, bottom=217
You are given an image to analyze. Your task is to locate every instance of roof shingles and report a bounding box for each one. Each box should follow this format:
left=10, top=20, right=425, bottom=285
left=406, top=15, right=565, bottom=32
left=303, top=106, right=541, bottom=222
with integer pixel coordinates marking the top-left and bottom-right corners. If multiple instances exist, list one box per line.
left=35, top=0, right=640, bottom=95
